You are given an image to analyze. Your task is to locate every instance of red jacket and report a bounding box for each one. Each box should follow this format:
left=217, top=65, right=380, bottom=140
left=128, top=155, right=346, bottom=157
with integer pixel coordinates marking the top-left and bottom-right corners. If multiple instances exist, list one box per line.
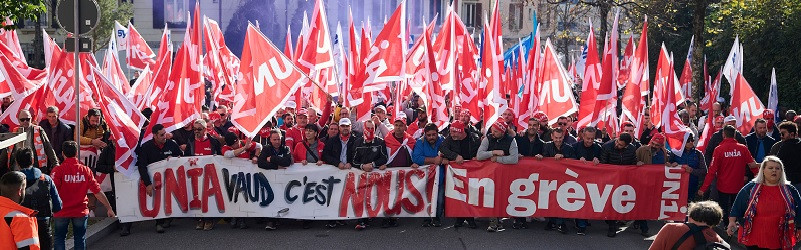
left=292, top=140, right=325, bottom=163
left=700, top=138, right=756, bottom=194
left=52, top=158, right=101, bottom=217
left=285, top=126, right=303, bottom=151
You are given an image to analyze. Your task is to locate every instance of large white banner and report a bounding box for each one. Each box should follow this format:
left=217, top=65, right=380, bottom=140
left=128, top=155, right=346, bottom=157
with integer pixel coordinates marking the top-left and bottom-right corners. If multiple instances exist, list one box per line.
left=115, top=156, right=440, bottom=223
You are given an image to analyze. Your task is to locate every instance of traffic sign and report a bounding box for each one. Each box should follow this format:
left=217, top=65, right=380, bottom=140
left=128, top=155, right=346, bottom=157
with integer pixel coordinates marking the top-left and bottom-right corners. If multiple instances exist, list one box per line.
left=56, top=0, right=100, bottom=35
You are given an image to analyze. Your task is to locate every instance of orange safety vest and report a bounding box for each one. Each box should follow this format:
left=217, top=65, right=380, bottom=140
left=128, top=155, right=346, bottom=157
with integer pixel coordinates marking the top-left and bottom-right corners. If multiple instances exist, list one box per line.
left=0, top=196, right=40, bottom=250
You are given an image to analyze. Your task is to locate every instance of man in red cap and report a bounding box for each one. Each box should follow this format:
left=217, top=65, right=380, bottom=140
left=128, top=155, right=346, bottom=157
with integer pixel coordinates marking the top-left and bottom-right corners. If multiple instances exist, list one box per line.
left=699, top=125, right=757, bottom=227
left=457, top=110, right=480, bottom=139
left=501, top=109, right=518, bottom=137
left=440, top=120, right=480, bottom=229
left=759, top=109, right=781, bottom=140
left=285, top=108, right=310, bottom=151
left=477, top=121, right=519, bottom=232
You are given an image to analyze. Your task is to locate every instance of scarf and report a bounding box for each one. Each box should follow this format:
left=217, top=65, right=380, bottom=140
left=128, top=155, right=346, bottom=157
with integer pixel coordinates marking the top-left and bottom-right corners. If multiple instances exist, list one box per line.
left=12, top=127, right=48, bottom=168
left=741, top=183, right=796, bottom=249
left=385, top=132, right=414, bottom=162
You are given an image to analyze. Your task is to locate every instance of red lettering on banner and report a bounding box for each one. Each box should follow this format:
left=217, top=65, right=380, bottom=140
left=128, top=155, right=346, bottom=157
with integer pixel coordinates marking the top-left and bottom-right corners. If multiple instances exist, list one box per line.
left=365, top=172, right=390, bottom=217
left=202, top=164, right=225, bottom=213
left=385, top=170, right=405, bottom=215
left=339, top=172, right=368, bottom=216
left=401, top=169, right=425, bottom=213
left=164, top=166, right=189, bottom=215
left=138, top=172, right=162, bottom=217
left=445, top=158, right=689, bottom=221
left=187, top=168, right=203, bottom=210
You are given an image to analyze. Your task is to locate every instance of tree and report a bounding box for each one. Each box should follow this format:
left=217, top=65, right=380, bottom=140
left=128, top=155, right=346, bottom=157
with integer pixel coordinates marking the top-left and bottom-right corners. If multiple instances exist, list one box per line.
left=0, top=0, right=46, bottom=30
left=89, top=0, right=133, bottom=52
left=706, top=0, right=801, bottom=111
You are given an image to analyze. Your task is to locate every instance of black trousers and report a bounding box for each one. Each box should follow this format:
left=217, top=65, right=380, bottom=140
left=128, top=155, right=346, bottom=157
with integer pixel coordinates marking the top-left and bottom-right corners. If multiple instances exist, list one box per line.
left=37, top=217, right=52, bottom=250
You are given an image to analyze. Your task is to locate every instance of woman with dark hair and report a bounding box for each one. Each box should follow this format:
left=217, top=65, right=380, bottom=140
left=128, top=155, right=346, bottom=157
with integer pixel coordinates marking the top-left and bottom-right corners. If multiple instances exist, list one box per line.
left=729, top=156, right=801, bottom=249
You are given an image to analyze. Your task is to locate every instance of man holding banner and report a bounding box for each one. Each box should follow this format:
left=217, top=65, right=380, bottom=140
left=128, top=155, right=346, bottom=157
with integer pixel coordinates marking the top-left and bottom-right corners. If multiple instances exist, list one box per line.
left=136, top=124, right=183, bottom=234
left=350, top=120, right=388, bottom=230
left=600, top=133, right=638, bottom=237
left=538, top=128, right=576, bottom=233
left=413, top=123, right=445, bottom=228
left=440, top=120, right=480, bottom=229
left=477, top=121, right=519, bottom=232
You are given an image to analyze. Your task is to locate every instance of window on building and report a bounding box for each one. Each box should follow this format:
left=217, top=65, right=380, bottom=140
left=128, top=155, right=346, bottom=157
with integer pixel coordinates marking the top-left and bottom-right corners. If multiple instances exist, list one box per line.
left=461, top=2, right=482, bottom=28
left=153, top=0, right=195, bottom=28
left=509, top=3, right=524, bottom=31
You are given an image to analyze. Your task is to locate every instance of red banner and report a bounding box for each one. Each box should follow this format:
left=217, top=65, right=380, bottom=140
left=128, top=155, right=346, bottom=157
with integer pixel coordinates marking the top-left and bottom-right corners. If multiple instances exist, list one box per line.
left=444, top=158, right=689, bottom=221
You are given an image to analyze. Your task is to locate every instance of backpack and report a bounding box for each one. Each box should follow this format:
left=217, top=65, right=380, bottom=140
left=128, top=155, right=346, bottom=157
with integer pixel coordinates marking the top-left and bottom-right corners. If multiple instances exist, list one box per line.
left=671, top=223, right=730, bottom=250
left=21, top=175, right=52, bottom=217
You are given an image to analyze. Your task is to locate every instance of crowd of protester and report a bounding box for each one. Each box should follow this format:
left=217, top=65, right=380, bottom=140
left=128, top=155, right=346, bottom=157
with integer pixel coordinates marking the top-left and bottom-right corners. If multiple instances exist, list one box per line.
left=1, top=90, right=801, bottom=249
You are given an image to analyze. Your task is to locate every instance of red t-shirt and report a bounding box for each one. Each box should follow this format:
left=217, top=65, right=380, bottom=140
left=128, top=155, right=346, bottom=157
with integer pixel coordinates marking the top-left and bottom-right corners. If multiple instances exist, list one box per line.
left=285, top=126, right=303, bottom=151
left=52, top=158, right=102, bottom=217
left=194, top=137, right=213, bottom=155
left=701, top=138, right=756, bottom=194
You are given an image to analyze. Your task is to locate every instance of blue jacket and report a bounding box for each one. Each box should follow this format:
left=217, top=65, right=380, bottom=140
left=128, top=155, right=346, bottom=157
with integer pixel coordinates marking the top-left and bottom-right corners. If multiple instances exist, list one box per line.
left=744, top=133, right=776, bottom=162
left=20, top=167, right=62, bottom=216
left=412, top=136, right=444, bottom=166
left=730, top=182, right=801, bottom=226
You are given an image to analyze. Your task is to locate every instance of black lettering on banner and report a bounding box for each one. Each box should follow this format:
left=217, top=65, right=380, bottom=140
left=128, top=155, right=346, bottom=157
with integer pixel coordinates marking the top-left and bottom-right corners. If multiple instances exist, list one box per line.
left=321, top=176, right=341, bottom=207
left=286, top=179, right=301, bottom=202
left=222, top=168, right=238, bottom=202
left=255, top=173, right=274, bottom=207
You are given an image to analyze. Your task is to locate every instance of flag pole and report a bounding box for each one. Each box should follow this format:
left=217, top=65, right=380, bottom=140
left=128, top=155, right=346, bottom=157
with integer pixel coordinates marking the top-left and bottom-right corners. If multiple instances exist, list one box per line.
left=73, top=0, right=81, bottom=160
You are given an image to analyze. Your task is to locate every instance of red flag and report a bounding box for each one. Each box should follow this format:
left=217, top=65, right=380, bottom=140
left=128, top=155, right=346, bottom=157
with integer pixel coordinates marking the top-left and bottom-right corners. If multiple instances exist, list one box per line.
left=362, top=1, right=406, bottom=92
left=127, top=65, right=153, bottom=110
left=432, top=9, right=457, bottom=92
left=126, top=22, right=156, bottom=70
left=297, top=0, right=337, bottom=108
left=90, top=66, right=144, bottom=176
left=0, top=45, right=46, bottom=99
left=284, top=25, right=294, bottom=60
left=678, top=36, right=694, bottom=100
left=354, top=25, right=375, bottom=122
left=729, top=73, right=764, bottom=135
left=536, top=39, right=578, bottom=125
left=621, top=20, right=650, bottom=137
left=143, top=5, right=204, bottom=141
left=424, top=18, right=448, bottom=130
left=231, top=24, right=309, bottom=138
left=660, top=60, right=692, bottom=156
left=102, top=33, right=132, bottom=94
left=480, top=6, right=506, bottom=132
left=594, top=33, right=618, bottom=132
left=0, top=18, right=26, bottom=65
left=454, top=14, right=480, bottom=124
left=651, top=44, right=673, bottom=130
left=577, top=20, right=601, bottom=129
left=619, top=36, right=634, bottom=85
left=404, top=19, right=434, bottom=111
left=154, top=27, right=172, bottom=70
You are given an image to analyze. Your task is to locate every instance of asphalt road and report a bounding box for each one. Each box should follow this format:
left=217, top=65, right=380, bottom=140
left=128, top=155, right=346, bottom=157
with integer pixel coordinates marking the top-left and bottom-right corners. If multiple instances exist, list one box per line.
left=91, top=218, right=674, bottom=249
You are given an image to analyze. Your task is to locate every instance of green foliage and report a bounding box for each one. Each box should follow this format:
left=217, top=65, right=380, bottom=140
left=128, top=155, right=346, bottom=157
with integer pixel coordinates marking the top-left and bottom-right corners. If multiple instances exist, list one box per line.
left=706, top=0, right=801, bottom=111
left=0, top=0, right=46, bottom=30
left=90, top=0, right=133, bottom=52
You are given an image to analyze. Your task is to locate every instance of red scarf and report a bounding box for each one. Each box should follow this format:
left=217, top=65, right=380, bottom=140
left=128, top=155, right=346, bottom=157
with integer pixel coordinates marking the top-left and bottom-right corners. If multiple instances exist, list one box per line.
left=384, top=132, right=414, bottom=162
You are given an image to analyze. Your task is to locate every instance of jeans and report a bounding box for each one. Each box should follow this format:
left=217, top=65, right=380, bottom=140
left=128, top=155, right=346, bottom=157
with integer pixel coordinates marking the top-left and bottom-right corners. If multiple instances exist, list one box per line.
left=54, top=216, right=88, bottom=250
left=37, top=217, right=52, bottom=250
left=436, top=165, right=445, bottom=219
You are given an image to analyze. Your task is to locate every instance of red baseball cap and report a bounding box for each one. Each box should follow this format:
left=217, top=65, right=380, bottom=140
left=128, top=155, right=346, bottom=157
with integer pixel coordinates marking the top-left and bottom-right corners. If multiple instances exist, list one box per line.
left=651, top=133, right=666, bottom=145
left=450, top=120, right=465, bottom=133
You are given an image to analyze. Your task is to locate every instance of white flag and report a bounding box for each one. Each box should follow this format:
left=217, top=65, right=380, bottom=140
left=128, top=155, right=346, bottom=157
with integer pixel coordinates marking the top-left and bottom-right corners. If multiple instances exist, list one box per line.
left=721, top=36, right=741, bottom=86
left=768, top=68, right=778, bottom=115
left=114, top=21, right=128, bottom=51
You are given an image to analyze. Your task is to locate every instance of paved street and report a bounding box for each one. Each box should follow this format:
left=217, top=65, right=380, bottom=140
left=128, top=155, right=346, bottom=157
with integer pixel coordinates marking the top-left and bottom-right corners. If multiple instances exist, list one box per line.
left=92, top=218, right=668, bottom=249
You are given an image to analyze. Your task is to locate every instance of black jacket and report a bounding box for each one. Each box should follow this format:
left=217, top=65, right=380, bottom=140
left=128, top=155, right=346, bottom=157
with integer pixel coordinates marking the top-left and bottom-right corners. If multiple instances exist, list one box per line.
left=515, top=135, right=544, bottom=157
left=440, top=135, right=480, bottom=161
left=572, top=141, right=603, bottom=160
left=38, top=119, right=73, bottom=161
left=351, top=138, right=388, bottom=169
left=184, top=136, right=223, bottom=156
left=542, top=142, right=576, bottom=159
left=257, top=145, right=292, bottom=170
left=322, top=132, right=360, bottom=166
left=137, top=139, right=182, bottom=186
left=773, top=138, right=801, bottom=184
left=171, top=128, right=195, bottom=148
left=600, top=140, right=637, bottom=165
left=744, top=133, right=776, bottom=161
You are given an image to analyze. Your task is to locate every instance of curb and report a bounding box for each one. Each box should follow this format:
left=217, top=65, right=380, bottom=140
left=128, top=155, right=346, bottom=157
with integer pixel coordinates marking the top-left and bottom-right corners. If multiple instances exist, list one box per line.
left=66, top=217, right=118, bottom=250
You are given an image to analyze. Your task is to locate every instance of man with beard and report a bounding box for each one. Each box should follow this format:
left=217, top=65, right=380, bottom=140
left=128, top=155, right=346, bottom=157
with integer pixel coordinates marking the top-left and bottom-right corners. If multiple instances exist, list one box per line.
left=600, top=133, right=639, bottom=237
left=501, top=109, right=518, bottom=137
left=1, top=96, right=12, bottom=114
left=570, top=126, right=602, bottom=235
left=381, top=114, right=415, bottom=228
left=440, top=120, right=480, bottom=229
left=38, top=106, right=72, bottom=162
left=533, top=112, right=552, bottom=142
left=137, top=124, right=183, bottom=233
left=212, top=105, right=234, bottom=138
left=770, top=122, right=801, bottom=187
left=457, top=110, right=480, bottom=138
left=745, top=119, right=776, bottom=164
left=516, top=118, right=544, bottom=157
left=322, top=118, right=360, bottom=171
left=3, top=110, right=59, bottom=174
left=285, top=108, right=311, bottom=151
left=554, top=116, right=577, bottom=145
left=183, top=119, right=222, bottom=231
left=413, top=123, right=446, bottom=227
left=407, top=107, right=429, bottom=139
left=477, top=121, right=519, bottom=232
left=351, top=120, right=388, bottom=231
